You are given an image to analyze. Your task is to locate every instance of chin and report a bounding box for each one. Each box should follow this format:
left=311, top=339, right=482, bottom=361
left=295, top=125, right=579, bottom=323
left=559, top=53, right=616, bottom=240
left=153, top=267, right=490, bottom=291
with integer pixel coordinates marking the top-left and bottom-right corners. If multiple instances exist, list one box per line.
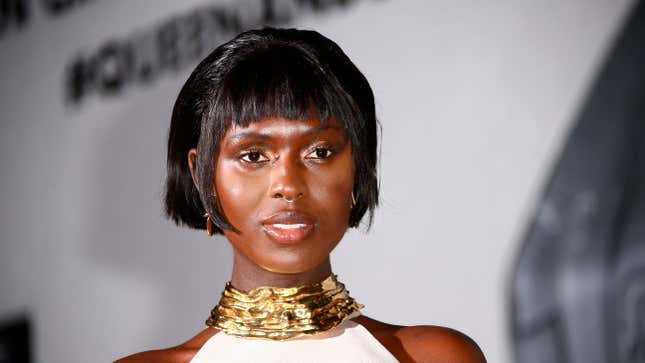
left=255, top=253, right=327, bottom=275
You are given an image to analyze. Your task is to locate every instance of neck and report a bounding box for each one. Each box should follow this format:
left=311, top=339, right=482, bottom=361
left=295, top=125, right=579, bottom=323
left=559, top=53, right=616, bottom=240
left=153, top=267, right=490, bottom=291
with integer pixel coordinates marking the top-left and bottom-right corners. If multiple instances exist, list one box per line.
left=230, top=251, right=333, bottom=292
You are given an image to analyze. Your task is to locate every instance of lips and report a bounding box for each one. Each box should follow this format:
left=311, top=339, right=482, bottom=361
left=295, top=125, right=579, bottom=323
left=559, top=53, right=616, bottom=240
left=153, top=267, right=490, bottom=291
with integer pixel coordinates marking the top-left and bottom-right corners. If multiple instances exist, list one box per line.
left=261, top=211, right=316, bottom=244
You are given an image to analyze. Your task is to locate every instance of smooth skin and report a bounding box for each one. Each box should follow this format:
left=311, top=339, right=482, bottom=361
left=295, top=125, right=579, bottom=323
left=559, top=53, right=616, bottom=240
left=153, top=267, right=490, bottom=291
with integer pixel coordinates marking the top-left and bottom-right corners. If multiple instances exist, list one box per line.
left=116, top=116, right=486, bottom=363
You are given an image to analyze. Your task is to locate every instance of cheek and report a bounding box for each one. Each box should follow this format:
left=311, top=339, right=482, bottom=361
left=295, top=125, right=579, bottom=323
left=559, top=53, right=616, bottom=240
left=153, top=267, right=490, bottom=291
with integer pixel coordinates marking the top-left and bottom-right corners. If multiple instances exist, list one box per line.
left=214, top=159, right=265, bottom=224
left=309, top=153, right=355, bottom=220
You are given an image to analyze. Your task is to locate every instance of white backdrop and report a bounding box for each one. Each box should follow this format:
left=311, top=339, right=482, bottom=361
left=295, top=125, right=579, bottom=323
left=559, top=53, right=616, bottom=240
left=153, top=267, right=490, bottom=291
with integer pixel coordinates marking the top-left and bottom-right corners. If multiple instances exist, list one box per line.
left=0, top=1, right=635, bottom=362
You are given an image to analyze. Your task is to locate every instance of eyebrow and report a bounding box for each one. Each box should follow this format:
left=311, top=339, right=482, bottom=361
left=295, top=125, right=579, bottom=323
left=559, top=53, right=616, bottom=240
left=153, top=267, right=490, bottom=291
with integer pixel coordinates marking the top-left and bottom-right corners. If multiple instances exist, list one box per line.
left=227, top=125, right=343, bottom=143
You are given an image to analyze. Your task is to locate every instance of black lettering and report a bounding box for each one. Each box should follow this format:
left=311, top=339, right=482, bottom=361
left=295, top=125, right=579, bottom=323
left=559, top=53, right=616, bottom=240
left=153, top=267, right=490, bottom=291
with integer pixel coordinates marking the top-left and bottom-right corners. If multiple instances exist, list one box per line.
left=131, top=31, right=159, bottom=83
left=262, top=0, right=277, bottom=23
left=181, top=10, right=205, bottom=63
left=94, top=41, right=132, bottom=95
left=42, top=0, right=73, bottom=15
left=235, top=0, right=264, bottom=31
left=295, top=0, right=321, bottom=10
left=197, top=6, right=226, bottom=50
left=157, top=19, right=181, bottom=71
left=330, top=0, right=353, bottom=7
left=262, top=0, right=296, bottom=25
left=42, top=0, right=92, bottom=17
left=296, top=0, right=350, bottom=11
left=206, top=7, right=242, bottom=35
left=65, top=56, right=88, bottom=104
left=63, top=0, right=375, bottom=106
left=0, top=0, right=30, bottom=37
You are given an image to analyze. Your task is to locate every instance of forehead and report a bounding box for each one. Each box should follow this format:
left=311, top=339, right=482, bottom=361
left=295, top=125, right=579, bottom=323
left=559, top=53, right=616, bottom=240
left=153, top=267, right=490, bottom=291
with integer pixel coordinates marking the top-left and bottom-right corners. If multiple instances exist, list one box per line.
left=223, top=117, right=345, bottom=141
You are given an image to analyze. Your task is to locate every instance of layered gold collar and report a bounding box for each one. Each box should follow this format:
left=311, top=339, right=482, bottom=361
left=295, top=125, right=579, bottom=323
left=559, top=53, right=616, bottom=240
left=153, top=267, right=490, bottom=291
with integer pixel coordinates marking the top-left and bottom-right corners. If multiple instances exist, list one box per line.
left=206, top=274, right=363, bottom=340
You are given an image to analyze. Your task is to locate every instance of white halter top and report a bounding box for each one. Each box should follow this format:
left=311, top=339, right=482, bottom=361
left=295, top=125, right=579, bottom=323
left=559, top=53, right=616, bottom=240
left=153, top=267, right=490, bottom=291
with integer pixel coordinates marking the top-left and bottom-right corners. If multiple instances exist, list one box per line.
left=189, top=317, right=399, bottom=363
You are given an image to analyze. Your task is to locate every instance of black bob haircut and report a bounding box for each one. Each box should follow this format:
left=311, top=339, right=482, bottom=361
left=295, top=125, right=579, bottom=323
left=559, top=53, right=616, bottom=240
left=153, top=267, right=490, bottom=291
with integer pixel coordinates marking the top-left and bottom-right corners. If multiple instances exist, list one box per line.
left=164, top=27, right=379, bottom=235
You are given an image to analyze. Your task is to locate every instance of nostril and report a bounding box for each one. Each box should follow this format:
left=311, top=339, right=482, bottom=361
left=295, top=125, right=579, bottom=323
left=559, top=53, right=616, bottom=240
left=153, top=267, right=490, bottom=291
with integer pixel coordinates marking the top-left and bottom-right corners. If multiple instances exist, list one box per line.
left=273, top=192, right=304, bottom=203
left=285, top=193, right=304, bottom=203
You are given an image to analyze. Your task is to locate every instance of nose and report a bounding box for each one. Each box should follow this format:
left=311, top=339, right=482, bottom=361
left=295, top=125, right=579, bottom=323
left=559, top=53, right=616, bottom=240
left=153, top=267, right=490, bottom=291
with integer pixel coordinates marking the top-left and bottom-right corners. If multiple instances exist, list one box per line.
left=269, top=156, right=306, bottom=203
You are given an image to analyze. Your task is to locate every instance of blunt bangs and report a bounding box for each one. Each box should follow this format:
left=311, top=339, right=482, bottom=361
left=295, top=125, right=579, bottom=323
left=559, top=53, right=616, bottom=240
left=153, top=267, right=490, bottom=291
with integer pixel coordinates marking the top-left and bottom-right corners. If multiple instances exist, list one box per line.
left=212, top=43, right=363, bottom=139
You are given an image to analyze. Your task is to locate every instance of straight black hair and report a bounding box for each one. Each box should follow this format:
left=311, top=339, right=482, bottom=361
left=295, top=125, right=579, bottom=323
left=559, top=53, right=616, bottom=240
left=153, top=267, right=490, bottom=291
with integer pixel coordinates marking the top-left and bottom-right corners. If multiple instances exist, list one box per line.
left=164, top=27, right=379, bottom=234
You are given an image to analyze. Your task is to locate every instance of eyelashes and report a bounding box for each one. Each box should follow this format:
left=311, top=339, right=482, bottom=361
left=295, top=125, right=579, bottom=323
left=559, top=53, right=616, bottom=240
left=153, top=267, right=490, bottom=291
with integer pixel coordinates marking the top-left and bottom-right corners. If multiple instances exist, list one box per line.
left=237, top=145, right=336, bottom=166
left=239, top=150, right=269, bottom=164
left=306, top=147, right=334, bottom=160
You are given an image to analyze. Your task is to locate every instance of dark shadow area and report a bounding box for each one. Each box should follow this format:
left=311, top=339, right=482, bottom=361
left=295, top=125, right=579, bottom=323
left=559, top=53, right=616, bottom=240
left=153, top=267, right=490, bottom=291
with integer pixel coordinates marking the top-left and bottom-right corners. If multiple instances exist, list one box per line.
left=510, top=2, right=645, bottom=363
left=0, top=315, right=31, bottom=363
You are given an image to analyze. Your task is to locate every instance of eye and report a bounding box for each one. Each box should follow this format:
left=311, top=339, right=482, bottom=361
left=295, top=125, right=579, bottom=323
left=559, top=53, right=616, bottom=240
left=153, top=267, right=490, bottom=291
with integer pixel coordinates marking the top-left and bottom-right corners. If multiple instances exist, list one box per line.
left=305, top=146, right=335, bottom=160
left=239, top=150, right=270, bottom=164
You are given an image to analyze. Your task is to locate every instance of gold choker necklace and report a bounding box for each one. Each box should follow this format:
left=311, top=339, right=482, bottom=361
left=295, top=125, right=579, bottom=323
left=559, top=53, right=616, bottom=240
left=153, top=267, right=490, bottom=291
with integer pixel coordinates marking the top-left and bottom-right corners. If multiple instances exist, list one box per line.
left=206, top=274, right=363, bottom=340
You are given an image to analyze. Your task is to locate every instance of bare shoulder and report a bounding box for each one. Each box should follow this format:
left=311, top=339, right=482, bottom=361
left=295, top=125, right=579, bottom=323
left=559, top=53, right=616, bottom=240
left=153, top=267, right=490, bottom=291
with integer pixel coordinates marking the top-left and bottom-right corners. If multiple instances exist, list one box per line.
left=353, top=315, right=486, bottom=363
left=396, top=324, right=486, bottom=363
left=114, top=328, right=218, bottom=363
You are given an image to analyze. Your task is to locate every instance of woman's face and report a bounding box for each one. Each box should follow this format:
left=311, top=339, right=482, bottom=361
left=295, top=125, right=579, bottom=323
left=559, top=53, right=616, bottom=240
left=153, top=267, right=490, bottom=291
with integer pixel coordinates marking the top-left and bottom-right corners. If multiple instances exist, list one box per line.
left=214, top=116, right=355, bottom=274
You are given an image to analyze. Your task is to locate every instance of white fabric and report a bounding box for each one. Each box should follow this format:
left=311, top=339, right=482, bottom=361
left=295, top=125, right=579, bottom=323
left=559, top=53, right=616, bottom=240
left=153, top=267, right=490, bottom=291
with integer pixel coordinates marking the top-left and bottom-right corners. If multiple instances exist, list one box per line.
left=189, top=318, right=399, bottom=363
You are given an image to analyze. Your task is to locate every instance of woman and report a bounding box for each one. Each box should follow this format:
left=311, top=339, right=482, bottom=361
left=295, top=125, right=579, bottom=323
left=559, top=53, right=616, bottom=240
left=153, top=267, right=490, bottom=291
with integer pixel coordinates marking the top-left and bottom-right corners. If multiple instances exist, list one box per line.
left=117, top=27, right=485, bottom=363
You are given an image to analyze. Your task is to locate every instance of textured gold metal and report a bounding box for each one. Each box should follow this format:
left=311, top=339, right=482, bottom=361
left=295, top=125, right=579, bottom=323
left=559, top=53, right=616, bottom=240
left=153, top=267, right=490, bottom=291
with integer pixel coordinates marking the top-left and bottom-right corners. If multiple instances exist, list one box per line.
left=206, top=274, right=363, bottom=340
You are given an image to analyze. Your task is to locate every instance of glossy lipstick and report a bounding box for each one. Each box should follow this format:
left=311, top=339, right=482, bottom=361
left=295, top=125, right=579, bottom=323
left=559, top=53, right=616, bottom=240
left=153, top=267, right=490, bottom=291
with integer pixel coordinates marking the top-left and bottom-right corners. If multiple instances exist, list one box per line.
left=261, top=211, right=316, bottom=244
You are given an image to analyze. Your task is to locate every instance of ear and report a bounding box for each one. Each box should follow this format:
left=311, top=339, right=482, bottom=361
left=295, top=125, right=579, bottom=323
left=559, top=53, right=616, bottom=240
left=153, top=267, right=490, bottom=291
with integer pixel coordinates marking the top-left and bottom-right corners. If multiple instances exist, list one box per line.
left=187, top=148, right=199, bottom=188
